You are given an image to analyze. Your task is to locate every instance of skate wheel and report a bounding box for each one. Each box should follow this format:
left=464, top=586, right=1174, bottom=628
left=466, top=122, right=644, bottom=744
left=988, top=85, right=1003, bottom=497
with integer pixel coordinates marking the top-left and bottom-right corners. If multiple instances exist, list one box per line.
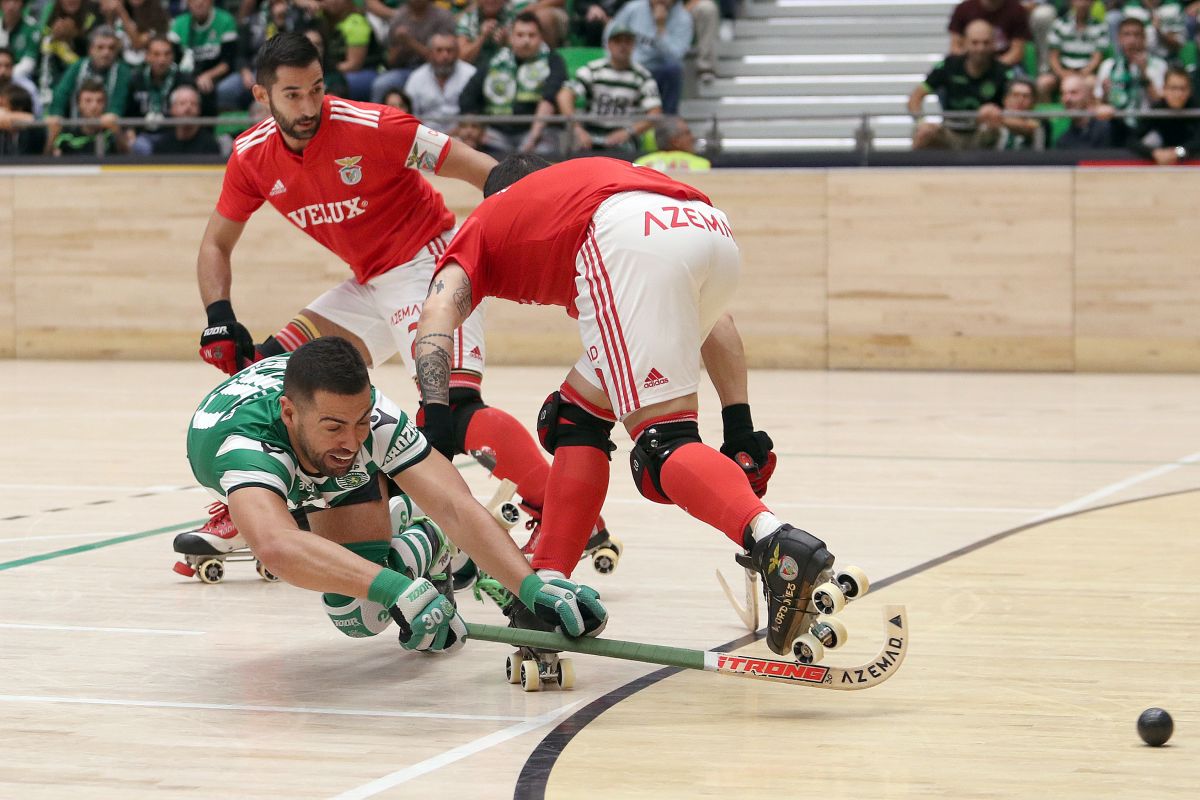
left=197, top=559, right=225, bottom=584
left=607, top=536, right=623, bottom=557
left=505, top=653, right=522, bottom=684
left=812, top=581, right=846, bottom=615
left=792, top=633, right=825, bottom=665
left=811, top=616, right=848, bottom=650
left=172, top=561, right=196, bottom=578
left=835, top=565, right=870, bottom=599
left=556, top=658, right=576, bottom=690
left=592, top=547, right=619, bottom=575
left=256, top=560, right=279, bottom=582
left=520, top=660, right=541, bottom=692
left=493, top=502, right=520, bottom=529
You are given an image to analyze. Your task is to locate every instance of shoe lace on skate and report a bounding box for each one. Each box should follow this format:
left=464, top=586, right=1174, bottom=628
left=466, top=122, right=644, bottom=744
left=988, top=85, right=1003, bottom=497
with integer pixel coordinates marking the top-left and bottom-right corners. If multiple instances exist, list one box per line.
left=200, top=502, right=237, bottom=538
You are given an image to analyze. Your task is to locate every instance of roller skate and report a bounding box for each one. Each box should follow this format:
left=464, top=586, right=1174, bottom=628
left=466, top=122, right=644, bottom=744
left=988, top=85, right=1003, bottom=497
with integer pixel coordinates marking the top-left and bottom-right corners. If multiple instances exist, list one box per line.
left=738, top=524, right=871, bottom=665
left=582, top=521, right=622, bottom=574
left=172, top=502, right=277, bottom=584
left=502, top=601, right=575, bottom=692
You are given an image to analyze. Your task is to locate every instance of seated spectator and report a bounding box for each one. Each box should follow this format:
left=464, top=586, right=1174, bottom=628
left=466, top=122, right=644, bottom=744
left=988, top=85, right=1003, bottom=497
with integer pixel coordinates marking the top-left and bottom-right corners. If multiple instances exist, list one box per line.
left=150, top=83, right=219, bottom=153
left=121, top=0, right=173, bottom=65
left=403, top=30, right=475, bottom=131
left=1056, top=72, right=1115, bottom=148
left=457, top=0, right=513, bottom=68
left=34, top=0, right=100, bottom=108
left=380, top=86, right=410, bottom=110
left=1039, top=0, right=1107, bottom=103
left=369, top=0, right=455, bottom=103
left=909, top=19, right=1010, bottom=149
left=0, top=83, right=45, bottom=154
left=571, top=0, right=625, bottom=48
left=561, top=25, right=660, bottom=155
left=1096, top=15, right=1166, bottom=143
left=169, top=0, right=238, bottom=116
left=0, top=44, right=41, bottom=116
left=1, top=0, right=39, bottom=82
left=302, top=24, right=349, bottom=97
left=948, top=0, right=1031, bottom=68
left=126, top=34, right=190, bottom=152
left=219, top=0, right=309, bottom=112
left=46, top=77, right=127, bottom=154
left=633, top=114, right=709, bottom=169
left=48, top=25, right=130, bottom=120
left=1121, top=0, right=1186, bottom=61
left=457, top=10, right=566, bottom=155
left=1129, top=65, right=1200, bottom=162
left=316, top=0, right=380, bottom=101
left=517, top=0, right=569, bottom=48
left=995, top=76, right=1046, bottom=148
left=607, top=0, right=691, bottom=114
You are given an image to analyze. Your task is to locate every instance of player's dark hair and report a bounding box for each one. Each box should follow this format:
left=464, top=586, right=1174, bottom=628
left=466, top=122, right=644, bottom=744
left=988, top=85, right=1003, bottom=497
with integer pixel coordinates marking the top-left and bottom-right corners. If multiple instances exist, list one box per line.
left=256, top=32, right=322, bottom=88
left=483, top=153, right=552, bottom=197
left=284, top=337, right=370, bottom=404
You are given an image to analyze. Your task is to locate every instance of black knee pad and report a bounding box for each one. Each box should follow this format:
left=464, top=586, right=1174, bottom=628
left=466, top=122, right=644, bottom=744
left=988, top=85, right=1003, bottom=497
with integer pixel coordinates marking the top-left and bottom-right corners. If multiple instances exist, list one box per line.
left=536, top=391, right=616, bottom=458
left=449, top=387, right=487, bottom=457
left=629, top=419, right=702, bottom=504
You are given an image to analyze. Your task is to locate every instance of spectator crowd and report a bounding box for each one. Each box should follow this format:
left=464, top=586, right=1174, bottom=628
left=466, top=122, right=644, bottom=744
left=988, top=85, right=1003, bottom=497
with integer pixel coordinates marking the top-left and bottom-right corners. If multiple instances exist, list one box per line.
left=909, top=0, right=1200, bottom=160
left=0, top=0, right=730, bottom=159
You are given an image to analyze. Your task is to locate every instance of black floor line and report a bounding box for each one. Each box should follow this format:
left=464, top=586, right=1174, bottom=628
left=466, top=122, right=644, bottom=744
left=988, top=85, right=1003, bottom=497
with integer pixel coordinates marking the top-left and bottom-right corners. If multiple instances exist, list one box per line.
left=513, top=486, right=1199, bottom=799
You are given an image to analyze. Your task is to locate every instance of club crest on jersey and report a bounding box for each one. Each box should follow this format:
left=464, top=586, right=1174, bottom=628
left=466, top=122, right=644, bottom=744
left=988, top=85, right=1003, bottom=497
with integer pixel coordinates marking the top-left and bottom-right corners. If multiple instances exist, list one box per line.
left=335, top=155, right=363, bottom=185
left=336, top=471, right=370, bottom=490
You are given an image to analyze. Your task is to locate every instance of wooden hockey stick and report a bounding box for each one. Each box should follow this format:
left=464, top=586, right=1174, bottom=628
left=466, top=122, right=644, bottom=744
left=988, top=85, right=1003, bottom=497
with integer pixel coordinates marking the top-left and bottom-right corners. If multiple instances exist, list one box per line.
left=466, top=604, right=908, bottom=690
left=715, top=567, right=760, bottom=632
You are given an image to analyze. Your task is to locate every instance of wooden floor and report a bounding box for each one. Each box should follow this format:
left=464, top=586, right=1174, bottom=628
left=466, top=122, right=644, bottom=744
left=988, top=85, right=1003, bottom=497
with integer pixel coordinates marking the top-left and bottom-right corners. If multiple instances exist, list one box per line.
left=1, top=362, right=1197, bottom=799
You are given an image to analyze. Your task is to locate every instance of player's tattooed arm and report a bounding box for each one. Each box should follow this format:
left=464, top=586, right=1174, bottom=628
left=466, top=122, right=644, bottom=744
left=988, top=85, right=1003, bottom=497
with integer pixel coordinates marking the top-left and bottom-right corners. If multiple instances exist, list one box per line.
left=414, top=334, right=453, bottom=406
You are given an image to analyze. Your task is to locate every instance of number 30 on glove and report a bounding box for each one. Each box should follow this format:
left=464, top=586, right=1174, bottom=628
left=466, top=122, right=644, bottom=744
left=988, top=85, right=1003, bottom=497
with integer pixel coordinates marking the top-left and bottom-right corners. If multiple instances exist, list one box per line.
left=391, top=577, right=467, bottom=653
left=519, top=574, right=608, bottom=637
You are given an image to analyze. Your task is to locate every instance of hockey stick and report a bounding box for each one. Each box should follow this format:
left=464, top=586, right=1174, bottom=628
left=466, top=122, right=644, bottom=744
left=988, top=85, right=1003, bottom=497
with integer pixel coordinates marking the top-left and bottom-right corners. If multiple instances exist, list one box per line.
left=466, top=604, right=908, bottom=690
left=715, top=567, right=759, bottom=632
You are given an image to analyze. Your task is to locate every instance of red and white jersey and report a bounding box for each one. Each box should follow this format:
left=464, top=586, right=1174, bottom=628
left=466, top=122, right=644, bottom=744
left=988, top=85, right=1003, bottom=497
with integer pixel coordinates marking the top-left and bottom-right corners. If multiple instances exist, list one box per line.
left=218, top=95, right=456, bottom=284
left=435, top=158, right=712, bottom=317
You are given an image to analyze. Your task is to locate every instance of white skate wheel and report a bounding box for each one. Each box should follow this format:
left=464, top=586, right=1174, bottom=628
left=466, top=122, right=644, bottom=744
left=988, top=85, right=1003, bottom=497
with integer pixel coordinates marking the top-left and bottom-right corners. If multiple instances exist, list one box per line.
left=792, top=633, right=825, bottom=665
left=520, top=660, right=541, bottom=692
left=197, top=559, right=225, bottom=584
left=556, top=658, right=575, bottom=690
left=811, top=616, right=848, bottom=649
left=256, top=560, right=279, bottom=582
left=505, top=653, right=522, bottom=684
left=592, top=547, right=619, bottom=575
left=493, top=502, right=520, bottom=529
left=812, top=581, right=846, bottom=615
left=835, top=566, right=870, bottom=599
left=608, top=536, right=623, bottom=556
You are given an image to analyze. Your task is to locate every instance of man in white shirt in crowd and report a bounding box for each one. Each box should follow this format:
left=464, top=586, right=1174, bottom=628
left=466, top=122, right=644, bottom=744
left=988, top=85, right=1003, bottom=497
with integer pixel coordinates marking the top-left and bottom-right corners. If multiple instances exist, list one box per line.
left=405, top=31, right=476, bottom=133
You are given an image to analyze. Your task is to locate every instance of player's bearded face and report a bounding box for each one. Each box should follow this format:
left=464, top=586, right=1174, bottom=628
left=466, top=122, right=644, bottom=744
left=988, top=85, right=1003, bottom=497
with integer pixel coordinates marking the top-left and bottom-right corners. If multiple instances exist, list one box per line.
left=288, top=391, right=373, bottom=478
left=265, top=63, right=326, bottom=141
left=270, top=93, right=323, bottom=140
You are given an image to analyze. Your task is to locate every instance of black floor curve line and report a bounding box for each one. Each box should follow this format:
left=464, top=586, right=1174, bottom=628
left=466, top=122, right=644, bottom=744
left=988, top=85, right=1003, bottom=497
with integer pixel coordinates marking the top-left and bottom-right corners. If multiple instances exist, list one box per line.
left=513, top=486, right=1199, bottom=799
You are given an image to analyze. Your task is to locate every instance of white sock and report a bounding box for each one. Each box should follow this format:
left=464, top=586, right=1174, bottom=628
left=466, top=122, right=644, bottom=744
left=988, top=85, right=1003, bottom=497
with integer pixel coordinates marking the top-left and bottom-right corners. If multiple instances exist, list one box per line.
left=749, top=512, right=784, bottom=544
left=537, top=568, right=567, bottom=582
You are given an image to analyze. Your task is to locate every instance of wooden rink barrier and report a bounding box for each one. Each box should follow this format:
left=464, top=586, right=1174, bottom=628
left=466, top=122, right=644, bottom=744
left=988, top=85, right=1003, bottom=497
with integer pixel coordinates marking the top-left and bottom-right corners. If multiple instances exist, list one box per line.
left=0, top=166, right=1196, bottom=370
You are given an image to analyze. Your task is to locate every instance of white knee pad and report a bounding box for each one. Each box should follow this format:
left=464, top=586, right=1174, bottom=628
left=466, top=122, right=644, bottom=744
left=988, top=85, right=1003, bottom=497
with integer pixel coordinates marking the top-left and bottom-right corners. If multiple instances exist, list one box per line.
left=323, top=594, right=394, bottom=638
left=389, top=494, right=424, bottom=533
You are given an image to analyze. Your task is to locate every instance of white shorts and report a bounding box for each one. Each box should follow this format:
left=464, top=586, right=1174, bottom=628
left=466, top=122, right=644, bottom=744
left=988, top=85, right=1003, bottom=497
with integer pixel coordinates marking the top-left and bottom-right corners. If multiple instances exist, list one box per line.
left=572, top=191, right=740, bottom=419
left=308, top=230, right=487, bottom=389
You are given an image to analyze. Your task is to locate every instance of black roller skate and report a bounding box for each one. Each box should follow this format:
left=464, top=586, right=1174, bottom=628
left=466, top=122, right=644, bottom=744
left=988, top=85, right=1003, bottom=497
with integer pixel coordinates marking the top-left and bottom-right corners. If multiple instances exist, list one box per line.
left=502, top=602, right=575, bottom=692
left=737, top=524, right=835, bottom=663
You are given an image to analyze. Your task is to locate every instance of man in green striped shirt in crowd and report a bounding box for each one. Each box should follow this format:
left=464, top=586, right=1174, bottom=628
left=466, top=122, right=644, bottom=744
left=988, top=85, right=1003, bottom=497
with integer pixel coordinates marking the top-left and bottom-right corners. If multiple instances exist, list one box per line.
left=561, top=25, right=660, bottom=155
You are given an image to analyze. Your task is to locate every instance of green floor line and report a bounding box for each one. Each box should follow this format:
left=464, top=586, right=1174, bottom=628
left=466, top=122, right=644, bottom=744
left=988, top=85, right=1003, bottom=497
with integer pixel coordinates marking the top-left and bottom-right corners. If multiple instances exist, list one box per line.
left=0, top=519, right=205, bottom=572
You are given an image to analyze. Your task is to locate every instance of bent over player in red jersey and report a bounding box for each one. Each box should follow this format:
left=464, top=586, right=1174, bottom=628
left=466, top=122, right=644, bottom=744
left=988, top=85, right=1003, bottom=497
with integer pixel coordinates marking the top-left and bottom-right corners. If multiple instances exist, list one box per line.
left=414, top=155, right=838, bottom=664
left=179, top=33, right=611, bottom=575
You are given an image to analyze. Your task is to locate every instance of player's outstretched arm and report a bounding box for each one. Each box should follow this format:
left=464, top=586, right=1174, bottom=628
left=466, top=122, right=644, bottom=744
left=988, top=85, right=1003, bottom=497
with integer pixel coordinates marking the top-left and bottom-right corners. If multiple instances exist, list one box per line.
left=414, top=262, right=474, bottom=454
left=435, top=137, right=498, bottom=192
left=226, top=487, right=385, bottom=597
left=197, top=211, right=256, bottom=374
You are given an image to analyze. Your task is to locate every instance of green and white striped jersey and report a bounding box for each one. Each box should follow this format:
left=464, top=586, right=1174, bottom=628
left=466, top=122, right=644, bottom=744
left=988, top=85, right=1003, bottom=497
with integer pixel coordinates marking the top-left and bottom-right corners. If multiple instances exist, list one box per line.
left=568, top=56, right=661, bottom=133
left=186, top=356, right=430, bottom=511
left=1048, top=13, right=1108, bottom=71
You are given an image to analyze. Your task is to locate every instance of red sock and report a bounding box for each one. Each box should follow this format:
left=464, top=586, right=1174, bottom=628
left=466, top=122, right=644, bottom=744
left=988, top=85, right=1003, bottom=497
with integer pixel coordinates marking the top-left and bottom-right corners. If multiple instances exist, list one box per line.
left=463, top=407, right=550, bottom=508
left=659, top=442, right=769, bottom=546
left=530, top=445, right=610, bottom=577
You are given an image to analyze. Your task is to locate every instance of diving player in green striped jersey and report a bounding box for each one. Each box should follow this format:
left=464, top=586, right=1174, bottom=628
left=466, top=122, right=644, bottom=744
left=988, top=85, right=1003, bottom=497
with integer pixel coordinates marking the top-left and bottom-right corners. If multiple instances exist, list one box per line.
left=186, top=337, right=607, bottom=652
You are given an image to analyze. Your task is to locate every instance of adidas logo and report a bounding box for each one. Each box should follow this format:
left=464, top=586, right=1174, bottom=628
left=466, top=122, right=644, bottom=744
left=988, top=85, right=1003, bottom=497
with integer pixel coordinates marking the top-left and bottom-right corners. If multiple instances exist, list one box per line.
left=269, top=179, right=287, bottom=196
left=469, top=346, right=482, bottom=359
left=643, top=368, right=669, bottom=388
